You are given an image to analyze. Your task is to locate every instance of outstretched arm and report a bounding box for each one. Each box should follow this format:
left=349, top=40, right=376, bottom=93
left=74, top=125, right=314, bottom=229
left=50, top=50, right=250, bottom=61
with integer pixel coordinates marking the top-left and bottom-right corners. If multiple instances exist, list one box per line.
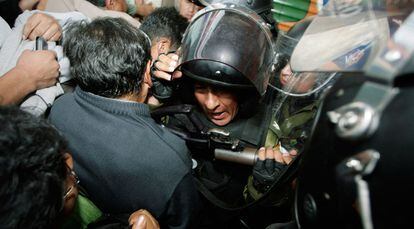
left=0, top=50, right=59, bottom=105
left=0, top=12, right=62, bottom=105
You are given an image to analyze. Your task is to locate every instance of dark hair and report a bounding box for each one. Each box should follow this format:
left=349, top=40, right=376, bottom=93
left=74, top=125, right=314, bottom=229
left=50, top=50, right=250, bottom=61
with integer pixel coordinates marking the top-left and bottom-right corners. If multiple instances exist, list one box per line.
left=0, top=0, right=21, bottom=27
left=86, top=0, right=106, bottom=7
left=0, top=106, right=68, bottom=229
left=63, top=17, right=151, bottom=98
left=140, top=7, right=188, bottom=50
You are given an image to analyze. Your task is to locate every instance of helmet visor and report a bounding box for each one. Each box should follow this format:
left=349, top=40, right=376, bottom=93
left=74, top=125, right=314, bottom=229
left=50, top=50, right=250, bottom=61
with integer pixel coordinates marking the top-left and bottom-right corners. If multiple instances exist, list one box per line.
left=270, top=63, right=337, bottom=97
left=270, top=32, right=336, bottom=97
left=179, top=3, right=274, bottom=95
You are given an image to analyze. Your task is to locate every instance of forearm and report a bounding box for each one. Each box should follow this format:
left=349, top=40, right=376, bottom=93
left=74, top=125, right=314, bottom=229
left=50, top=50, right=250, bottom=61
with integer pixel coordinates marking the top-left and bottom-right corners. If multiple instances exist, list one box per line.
left=0, top=68, right=36, bottom=105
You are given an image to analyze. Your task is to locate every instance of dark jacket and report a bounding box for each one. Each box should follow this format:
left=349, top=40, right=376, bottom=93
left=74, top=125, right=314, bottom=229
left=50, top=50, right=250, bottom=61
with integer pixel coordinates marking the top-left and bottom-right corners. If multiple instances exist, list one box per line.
left=49, top=87, right=200, bottom=229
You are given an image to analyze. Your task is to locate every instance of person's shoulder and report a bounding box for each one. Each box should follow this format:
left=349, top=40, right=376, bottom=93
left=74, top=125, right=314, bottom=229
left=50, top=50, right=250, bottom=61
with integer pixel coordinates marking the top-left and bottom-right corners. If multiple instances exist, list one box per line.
left=142, top=120, right=192, bottom=166
left=51, top=92, right=75, bottom=109
left=49, top=92, right=76, bottom=121
left=150, top=120, right=188, bottom=148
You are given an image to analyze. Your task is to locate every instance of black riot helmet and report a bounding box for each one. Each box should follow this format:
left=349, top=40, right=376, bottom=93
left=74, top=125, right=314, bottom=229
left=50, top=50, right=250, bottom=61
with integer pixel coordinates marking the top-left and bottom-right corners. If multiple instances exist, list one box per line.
left=178, top=3, right=274, bottom=97
left=199, top=0, right=272, bottom=15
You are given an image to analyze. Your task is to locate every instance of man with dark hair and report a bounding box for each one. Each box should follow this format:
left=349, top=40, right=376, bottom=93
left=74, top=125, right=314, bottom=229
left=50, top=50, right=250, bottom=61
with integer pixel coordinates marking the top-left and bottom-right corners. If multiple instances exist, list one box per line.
left=0, top=106, right=69, bottom=228
left=140, top=7, right=188, bottom=60
left=140, top=7, right=188, bottom=103
left=49, top=18, right=199, bottom=229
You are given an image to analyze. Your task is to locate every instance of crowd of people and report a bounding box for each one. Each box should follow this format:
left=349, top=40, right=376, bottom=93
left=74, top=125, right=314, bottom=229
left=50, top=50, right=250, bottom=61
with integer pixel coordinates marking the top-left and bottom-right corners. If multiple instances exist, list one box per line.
left=0, top=0, right=318, bottom=228
left=1, top=0, right=409, bottom=228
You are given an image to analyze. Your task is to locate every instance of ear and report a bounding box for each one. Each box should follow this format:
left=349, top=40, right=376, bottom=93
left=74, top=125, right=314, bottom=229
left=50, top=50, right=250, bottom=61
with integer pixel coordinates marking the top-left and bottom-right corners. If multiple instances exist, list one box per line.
left=280, top=73, right=289, bottom=86
left=157, top=37, right=172, bottom=55
left=143, top=60, right=152, bottom=87
left=136, top=60, right=153, bottom=103
left=63, top=153, right=74, bottom=170
left=279, top=64, right=292, bottom=86
left=105, top=0, right=114, bottom=9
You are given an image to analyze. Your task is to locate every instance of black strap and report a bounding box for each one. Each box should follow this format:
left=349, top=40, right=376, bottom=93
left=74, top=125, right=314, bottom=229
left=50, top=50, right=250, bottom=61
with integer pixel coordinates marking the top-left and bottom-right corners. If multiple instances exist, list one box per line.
left=194, top=177, right=241, bottom=210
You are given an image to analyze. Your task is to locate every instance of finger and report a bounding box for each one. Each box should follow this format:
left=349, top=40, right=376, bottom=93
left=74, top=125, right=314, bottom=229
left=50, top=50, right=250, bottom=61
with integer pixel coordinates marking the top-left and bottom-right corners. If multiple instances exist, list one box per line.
left=42, top=23, right=61, bottom=41
left=158, top=54, right=178, bottom=68
left=137, top=209, right=150, bottom=215
left=172, top=70, right=182, bottom=79
left=257, top=147, right=266, bottom=161
left=41, top=49, right=58, bottom=59
left=282, top=154, right=293, bottom=165
left=52, top=60, right=60, bottom=73
left=166, top=53, right=179, bottom=61
left=138, top=210, right=159, bottom=227
left=28, top=20, right=49, bottom=41
left=289, top=149, right=298, bottom=156
left=152, top=70, right=173, bottom=81
left=41, top=28, right=55, bottom=41
left=273, top=147, right=284, bottom=163
left=265, top=147, right=274, bottom=159
left=23, top=15, right=42, bottom=40
left=132, top=215, right=147, bottom=229
left=49, top=31, right=62, bottom=43
left=154, top=58, right=177, bottom=72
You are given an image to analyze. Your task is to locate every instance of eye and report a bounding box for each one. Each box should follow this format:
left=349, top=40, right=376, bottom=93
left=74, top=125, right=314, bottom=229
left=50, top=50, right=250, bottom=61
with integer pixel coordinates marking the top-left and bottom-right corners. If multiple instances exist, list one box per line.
left=194, top=84, right=208, bottom=93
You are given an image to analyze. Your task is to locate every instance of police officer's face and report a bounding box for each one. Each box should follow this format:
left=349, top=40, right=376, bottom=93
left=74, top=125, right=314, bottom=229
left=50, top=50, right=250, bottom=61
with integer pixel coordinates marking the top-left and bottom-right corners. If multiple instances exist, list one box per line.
left=280, top=63, right=316, bottom=94
left=194, top=83, right=238, bottom=126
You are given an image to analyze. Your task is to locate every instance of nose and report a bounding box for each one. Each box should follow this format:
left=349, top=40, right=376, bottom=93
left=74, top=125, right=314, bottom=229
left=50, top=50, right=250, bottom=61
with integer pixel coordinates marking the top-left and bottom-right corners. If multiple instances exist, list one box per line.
left=205, top=91, right=220, bottom=111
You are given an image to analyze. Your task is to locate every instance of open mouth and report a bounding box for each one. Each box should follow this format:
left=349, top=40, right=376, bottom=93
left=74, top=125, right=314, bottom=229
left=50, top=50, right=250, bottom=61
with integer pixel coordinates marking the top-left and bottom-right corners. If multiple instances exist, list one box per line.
left=210, top=111, right=225, bottom=120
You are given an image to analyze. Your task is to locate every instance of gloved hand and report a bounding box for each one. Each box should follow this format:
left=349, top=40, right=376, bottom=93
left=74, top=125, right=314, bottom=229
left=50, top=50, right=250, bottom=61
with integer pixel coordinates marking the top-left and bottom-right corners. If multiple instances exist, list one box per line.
left=149, top=52, right=182, bottom=102
left=252, top=146, right=295, bottom=193
left=252, top=159, right=286, bottom=192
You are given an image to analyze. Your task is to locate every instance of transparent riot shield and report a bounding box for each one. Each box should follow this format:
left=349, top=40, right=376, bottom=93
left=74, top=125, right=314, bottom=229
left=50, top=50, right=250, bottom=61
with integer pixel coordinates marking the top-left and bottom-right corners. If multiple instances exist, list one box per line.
left=269, top=0, right=414, bottom=157
left=268, top=17, right=339, bottom=160
left=270, top=31, right=337, bottom=97
left=290, top=0, right=414, bottom=73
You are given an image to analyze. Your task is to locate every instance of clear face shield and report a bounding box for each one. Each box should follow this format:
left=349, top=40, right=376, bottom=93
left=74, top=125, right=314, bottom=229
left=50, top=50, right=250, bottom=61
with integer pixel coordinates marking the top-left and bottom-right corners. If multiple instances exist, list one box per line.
left=270, top=31, right=337, bottom=97
left=270, top=0, right=414, bottom=156
left=268, top=24, right=338, bottom=158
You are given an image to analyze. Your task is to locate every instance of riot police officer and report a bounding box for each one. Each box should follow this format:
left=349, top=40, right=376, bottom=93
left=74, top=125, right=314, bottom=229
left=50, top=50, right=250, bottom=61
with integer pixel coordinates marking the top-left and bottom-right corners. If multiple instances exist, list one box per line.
left=150, top=3, right=295, bottom=228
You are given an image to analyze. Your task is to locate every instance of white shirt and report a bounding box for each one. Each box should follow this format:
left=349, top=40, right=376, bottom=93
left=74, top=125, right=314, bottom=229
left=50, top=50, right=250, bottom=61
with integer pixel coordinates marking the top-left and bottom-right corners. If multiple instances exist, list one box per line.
left=0, top=17, right=11, bottom=49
